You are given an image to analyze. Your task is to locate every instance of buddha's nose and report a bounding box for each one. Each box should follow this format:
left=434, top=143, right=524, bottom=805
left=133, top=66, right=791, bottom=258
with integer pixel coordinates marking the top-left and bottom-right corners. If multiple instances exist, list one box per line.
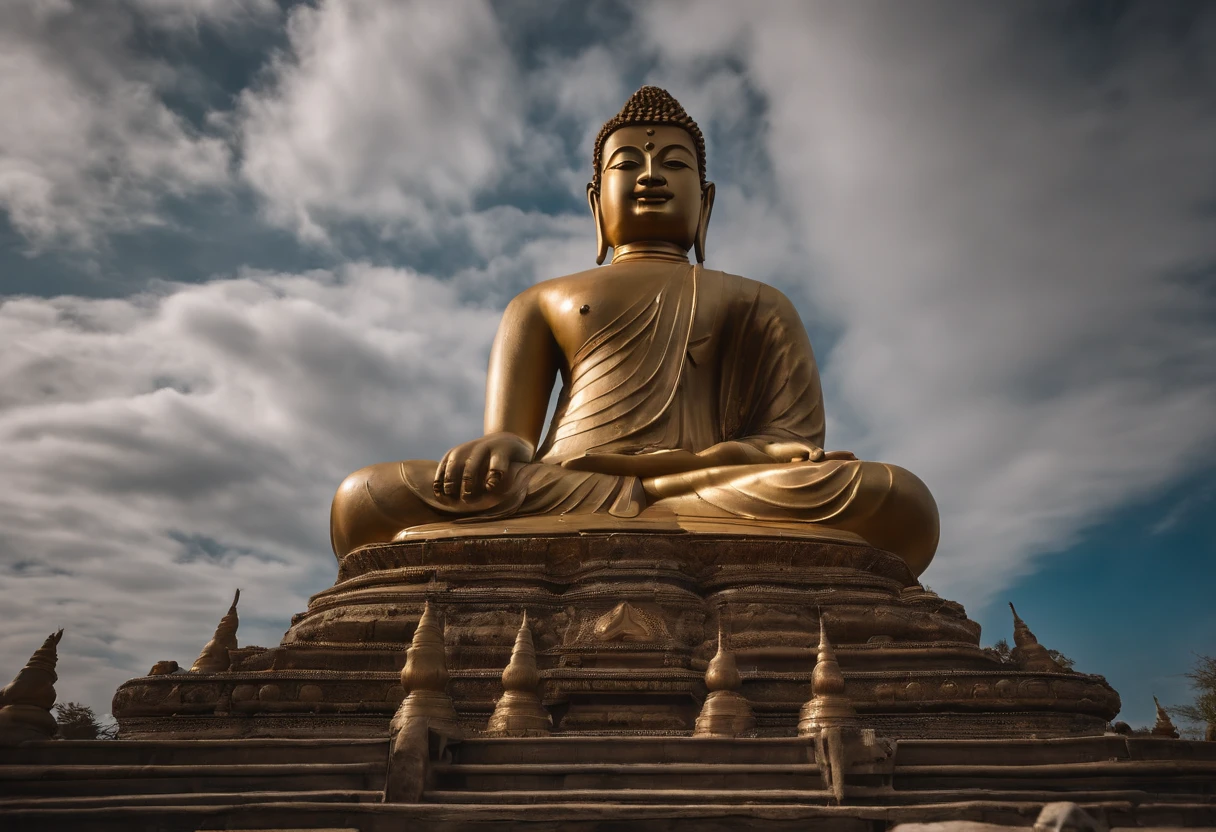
left=638, top=159, right=666, bottom=187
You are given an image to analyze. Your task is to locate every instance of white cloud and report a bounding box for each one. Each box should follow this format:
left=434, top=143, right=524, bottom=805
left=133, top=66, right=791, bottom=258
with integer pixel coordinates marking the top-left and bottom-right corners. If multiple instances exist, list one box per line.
left=4, top=0, right=1215, bottom=715
left=0, top=0, right=234, bottom=251
left=0, top=264, right=499, bottom=713
left=237, top=0, right=527, bottom=244
left=639, top=0, right=1216, bottom=599
left=131, top=0, right=277, bottom=31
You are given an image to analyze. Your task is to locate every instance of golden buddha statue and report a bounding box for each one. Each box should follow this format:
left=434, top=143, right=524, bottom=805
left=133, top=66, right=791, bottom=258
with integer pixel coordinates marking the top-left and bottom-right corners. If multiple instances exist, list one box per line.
left=331, top=86, right=939, bottom=576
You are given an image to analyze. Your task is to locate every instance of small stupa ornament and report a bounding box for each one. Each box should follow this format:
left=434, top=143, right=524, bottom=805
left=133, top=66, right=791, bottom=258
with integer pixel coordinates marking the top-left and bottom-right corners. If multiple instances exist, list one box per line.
left=1151, top=696, right=1180, bottom=738
left=798, top=617, right=858, bottom=736
left=191, top=589, right=240, bottom=673
left=0, top=629, right=64, bottom=745
left=693, top=623, right=755, bottom=737
left=391, top=601, right=461, bottom=737
left=486, top=612, right=552, bottom=737
left=1008, top=603, right=1068, bottom=673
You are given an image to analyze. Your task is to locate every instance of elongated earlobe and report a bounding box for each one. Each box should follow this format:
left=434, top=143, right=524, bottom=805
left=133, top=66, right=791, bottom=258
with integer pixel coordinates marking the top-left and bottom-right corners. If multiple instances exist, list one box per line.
left=587, top=184, right=609, bottom=265
left=694, top=182, right=716, bottom=264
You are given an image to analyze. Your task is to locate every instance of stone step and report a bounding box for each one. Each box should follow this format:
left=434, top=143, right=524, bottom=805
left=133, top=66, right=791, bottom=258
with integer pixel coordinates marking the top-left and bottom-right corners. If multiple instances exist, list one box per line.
left=432, top=761, right=823, bottom=792
left=450, top=736, right=818, bottom=766
left=893, top=759, right=1216, bottom=793
left=896, top=736, right=1216, bottom=766
left=1, top=797, right=1215, bottom=832
left=0, top=738, right=387, bottom=767
left=0, top=788, right=383, bottom=810
left=423, top=787, right=839, bottom=804
left=0, top=761, right=386, bottom=798
left=421, top=786, right=1208, bottom=806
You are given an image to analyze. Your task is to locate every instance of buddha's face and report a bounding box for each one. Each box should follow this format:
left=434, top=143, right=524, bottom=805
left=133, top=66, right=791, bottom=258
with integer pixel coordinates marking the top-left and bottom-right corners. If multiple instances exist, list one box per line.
left=596, top=124, right=706, bottom=252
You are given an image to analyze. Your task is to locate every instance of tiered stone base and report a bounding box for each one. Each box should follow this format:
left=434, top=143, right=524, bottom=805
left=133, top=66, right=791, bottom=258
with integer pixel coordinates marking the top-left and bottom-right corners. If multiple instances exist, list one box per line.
left=113, top=531, right=1119, bottom=739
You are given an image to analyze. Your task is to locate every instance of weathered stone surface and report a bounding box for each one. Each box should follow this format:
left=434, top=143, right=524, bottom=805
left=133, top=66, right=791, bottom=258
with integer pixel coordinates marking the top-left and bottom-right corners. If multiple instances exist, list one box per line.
left=113, top=533, right=1120, bottom=740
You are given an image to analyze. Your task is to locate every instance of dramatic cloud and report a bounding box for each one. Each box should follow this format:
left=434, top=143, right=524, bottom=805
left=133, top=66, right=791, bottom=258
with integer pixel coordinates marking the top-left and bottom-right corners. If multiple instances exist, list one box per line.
left=0, top=265, right=498, bottom=712
left=237, top=0, right=527, bottom=244
left=639, top=0, right=1216, bottom=598
left=130, top=0, right=276, bottom=30
left=0, top=0, right=236, bottom=251
left=2, top=1, right=1213, bottom=723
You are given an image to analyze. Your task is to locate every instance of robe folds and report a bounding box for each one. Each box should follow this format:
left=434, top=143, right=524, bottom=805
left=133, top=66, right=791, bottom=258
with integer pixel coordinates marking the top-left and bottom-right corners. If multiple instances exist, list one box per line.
left=393, top=262, right=932, bottom=552
left=331, top=263, right=939, bottom=573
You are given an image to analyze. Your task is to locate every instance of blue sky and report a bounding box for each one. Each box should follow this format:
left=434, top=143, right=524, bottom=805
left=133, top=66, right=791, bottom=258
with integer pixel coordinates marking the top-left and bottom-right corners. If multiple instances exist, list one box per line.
left=1, top=0, right=1214, bottom=732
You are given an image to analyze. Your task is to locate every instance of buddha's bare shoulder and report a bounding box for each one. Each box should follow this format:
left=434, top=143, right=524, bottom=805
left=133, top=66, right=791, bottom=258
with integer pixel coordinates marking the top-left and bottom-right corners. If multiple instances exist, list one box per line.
left=538, top=267, right=609, bottom=292
left=505, top=267, right=611, bottom=315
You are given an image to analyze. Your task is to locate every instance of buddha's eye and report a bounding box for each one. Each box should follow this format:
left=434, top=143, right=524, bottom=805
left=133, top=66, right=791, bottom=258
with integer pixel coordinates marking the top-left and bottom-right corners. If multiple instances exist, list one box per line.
left=663, top=159, right=691, bottom=170
left=609, top=159, right=641, bottom=171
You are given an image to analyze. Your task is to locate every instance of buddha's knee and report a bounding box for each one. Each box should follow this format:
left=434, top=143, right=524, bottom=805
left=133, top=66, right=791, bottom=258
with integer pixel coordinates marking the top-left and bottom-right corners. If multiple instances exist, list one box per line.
left=859, top=463, right=940, bottom=577
left=330, top=461, right=437, bottom=559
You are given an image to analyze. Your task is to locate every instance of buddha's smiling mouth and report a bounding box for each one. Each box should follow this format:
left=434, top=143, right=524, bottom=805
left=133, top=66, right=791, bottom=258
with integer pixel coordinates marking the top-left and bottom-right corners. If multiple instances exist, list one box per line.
left=633, top=189, right=673, bottom=204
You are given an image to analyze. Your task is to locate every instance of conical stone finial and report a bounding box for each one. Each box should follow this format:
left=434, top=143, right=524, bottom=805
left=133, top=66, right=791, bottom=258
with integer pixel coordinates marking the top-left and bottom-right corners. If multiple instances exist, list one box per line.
left=1008, top=603, right=1067, bottom=673
left=1009, top=603, right=1037, bottom=648
left=1151, top=696, right=1180, bottom=738
left=798, top=616, right=857, bottom=736
left=0, top=629, right=64, bottom=745
left=391, top=601, right=461, bottom=737
left=694, top=622, right=755, bottom=737
left=486, top=612, right=551, bottom=737
left=190, top=589, right=240, bottom=673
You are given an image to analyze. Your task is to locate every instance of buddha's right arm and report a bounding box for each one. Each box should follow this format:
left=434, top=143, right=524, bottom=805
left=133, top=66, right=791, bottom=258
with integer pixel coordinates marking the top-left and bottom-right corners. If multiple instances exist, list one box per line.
left=434, top=291, right=560, bottom=499
left=484, top=291, right=559, bottom=445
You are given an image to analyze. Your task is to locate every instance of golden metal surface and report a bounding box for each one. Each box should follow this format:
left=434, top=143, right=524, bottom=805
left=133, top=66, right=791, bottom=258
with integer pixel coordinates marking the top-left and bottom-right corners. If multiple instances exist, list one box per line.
left=391, top=601, right=461, bottom=737
left=486, top=612, right=552, bottom=737
left=798, top=618, right=858, bottom=736
left=330, top=86, right=940, bottom=575
left=693, top=626, right=755, bottom=738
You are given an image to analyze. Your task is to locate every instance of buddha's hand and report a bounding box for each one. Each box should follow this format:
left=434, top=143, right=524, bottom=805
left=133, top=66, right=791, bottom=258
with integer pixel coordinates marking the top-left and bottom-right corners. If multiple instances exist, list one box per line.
left=434, top=432, right=534, bottom=500
left=763, top=441, right=858, bottom=463
left=703, top=439, right=858, bottom=465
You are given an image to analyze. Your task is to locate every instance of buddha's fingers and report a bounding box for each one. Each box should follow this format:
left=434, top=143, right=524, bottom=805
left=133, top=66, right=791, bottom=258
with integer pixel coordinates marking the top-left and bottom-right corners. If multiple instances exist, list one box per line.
left=433, top=451, right=452, bottom=497
left=462, top=444, right=492, bottom=499
left=485, top=448, right=512, bottom=493
left=440, top=445, right=469, bottom=498
left=822, top=450, right=858, bottom=461
left=758, top=439, right=821, bottom=463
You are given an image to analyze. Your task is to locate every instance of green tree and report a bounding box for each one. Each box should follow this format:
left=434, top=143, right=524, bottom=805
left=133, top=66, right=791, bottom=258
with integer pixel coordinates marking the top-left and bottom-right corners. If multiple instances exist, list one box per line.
left=54, top=702, right=118, bottom=740
left=984, top=638, right=1076, bottom=670
left=1169, top=653, right=1216, bottom=741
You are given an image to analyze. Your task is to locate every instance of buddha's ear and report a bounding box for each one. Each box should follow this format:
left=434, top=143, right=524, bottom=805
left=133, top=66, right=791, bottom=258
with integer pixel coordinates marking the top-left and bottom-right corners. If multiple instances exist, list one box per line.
left=694, top=181, right=716, bottom=264
left=587, top=183, right=608, bottom=265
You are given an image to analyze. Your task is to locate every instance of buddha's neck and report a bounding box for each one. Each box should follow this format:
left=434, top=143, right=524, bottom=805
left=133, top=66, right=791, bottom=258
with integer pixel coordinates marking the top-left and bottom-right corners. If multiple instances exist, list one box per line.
left=610, top=241, right=691, bottom=264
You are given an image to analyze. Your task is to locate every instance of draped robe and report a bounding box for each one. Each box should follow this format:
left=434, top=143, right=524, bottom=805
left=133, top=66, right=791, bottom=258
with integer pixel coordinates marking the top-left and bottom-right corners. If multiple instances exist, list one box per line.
left=385, top=264, right=938, bottom=576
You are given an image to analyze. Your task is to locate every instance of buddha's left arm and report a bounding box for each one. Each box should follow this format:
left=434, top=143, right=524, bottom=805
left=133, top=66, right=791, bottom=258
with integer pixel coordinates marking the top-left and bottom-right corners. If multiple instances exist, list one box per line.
left=700, top=284, right=829, bottom=464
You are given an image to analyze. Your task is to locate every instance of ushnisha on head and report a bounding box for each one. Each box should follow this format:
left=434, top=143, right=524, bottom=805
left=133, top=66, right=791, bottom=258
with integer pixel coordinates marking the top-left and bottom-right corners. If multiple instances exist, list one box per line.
left=588, top=86, right=715, bottom=265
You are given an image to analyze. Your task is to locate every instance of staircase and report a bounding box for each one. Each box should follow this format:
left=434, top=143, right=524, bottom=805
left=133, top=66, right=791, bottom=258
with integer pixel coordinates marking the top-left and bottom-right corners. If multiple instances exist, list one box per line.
left=422, top=734, right=1216, bottom=809
left=0, top=735, right=1213, bottom=831
left=427, top=736, right=834, bottom=804
left=0, top=737, right=387, bottom=828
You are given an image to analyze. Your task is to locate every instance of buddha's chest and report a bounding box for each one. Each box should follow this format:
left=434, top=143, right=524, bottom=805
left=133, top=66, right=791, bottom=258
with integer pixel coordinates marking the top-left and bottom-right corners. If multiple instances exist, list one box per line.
left=549, top=277, right=673, bottom=359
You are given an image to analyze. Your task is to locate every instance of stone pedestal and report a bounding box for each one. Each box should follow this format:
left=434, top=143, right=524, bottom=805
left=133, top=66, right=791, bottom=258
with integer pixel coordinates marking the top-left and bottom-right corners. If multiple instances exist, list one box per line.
left=113, top=531, right=1120, bottom=739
